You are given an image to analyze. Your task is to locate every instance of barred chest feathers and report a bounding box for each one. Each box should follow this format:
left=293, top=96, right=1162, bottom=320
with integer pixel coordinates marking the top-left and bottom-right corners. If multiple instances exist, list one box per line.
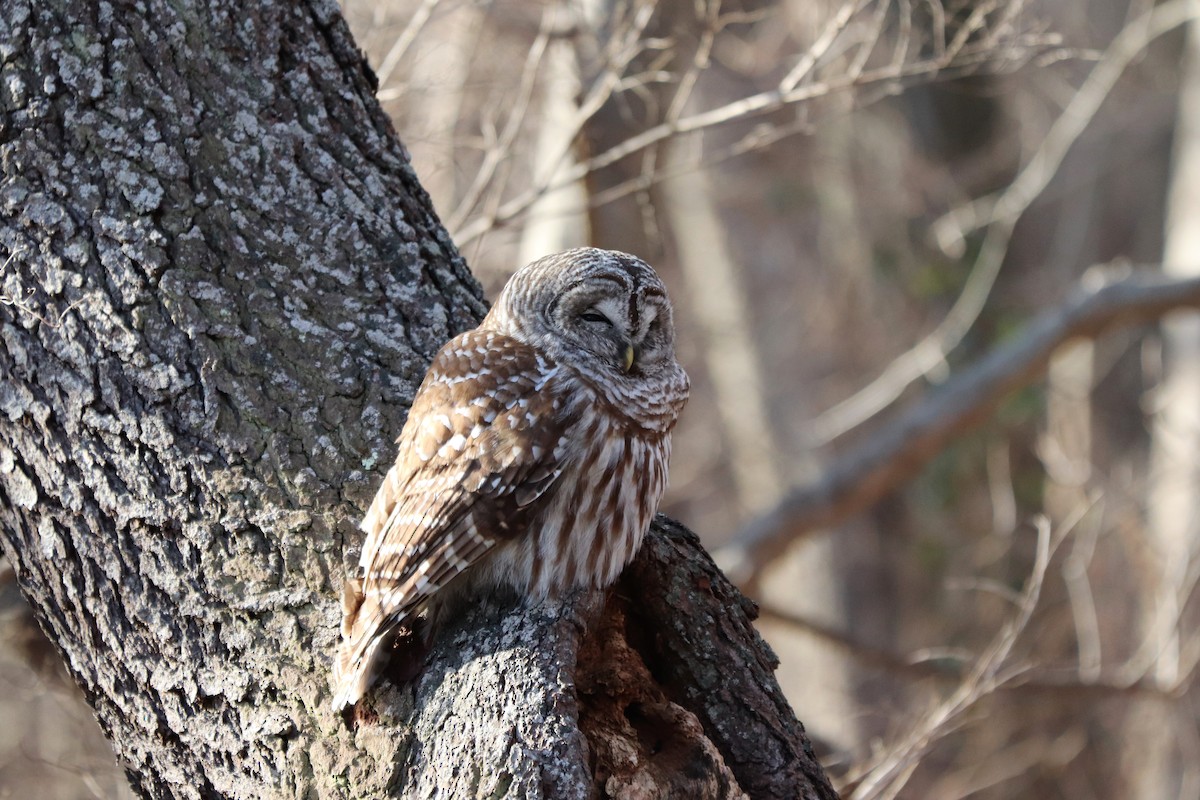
left=481, top=371, right=675, bottom=597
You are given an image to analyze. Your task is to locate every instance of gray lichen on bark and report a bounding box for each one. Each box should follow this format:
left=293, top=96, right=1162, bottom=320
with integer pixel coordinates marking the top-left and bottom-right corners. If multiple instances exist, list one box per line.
left=0, top=1, right=837, bottom=798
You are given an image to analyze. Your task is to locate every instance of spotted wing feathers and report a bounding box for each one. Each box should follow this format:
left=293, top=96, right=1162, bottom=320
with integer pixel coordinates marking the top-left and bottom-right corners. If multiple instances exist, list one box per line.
left=331, top=330, right=572, bottom=709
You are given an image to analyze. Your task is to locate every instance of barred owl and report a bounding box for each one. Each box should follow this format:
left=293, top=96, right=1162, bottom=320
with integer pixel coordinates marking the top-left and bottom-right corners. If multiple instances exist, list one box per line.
left=331, top=248, right=689, bottom=710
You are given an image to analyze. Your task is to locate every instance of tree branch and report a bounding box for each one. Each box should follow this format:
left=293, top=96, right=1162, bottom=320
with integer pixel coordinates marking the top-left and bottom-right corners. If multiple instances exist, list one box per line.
left=451, top=2, right=1063, bottom=246
left=717, top=269, right=1200, bottom=589
left=621, top=519, right=840, bottom=800
left=757, top=603, right=1191, bottom=702
left=805, top=0, right=1200, bottom=445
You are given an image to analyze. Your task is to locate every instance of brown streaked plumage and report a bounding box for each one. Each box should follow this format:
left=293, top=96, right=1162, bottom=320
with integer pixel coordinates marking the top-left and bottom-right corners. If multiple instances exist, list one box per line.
left=331, top=248, right=689, bottom=710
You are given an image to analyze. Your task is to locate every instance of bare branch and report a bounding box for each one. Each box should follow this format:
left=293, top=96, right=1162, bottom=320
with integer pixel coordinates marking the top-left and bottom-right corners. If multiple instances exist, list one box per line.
left=663, top=0, right=719, bottom=123
left=847, top=0, right=893, bottom=80
left=445, top=9, right=554, bottom=232
left=716, top=268, right=1200, bottom=589
left=757, top=603, right=1188, bottom=701
left=933, top=0, right=1200, bottom=251
left=453, top=13, right=1063, bottom=245
left=806, top=0, right=1200, bottom=445
left=1063, top=503, right=1105, bottom=682
left=372, top=0, right=441, bottom=89
left=944, top=0, right=998, bottom=64
left=780, top=0, right=870, bottom=92
left=844, top=516, right=1053, bottom=800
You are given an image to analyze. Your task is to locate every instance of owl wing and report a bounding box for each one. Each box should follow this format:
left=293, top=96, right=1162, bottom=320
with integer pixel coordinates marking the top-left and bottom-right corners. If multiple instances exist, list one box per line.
left=332, top=329, right=573, bottom=708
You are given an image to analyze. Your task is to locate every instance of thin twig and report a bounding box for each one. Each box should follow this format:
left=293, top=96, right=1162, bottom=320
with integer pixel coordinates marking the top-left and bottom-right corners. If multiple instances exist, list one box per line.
left=554, top=46, right=1072, bottom=220
left=446, top=10, right=554, bottom=232
left=891, top=0, right=914, bottom=70
left=845, top=516, right=1053, bottom=799
left=944, top=0, right=999, bottom=64
left=781, top=0, right=872, bottom=92
left=373, top=0, right=441, bottom=90
left=1062, top=499, right=1104, bottom=681
left=847, top=0, right=893, bottom=80
left=453, top=25, right=1061, bottom=244
left=456, top=0, right=658, bottom=240
left=758, top=603, right=1187, bottom=701
left=935, top=0, right=1200, bottom=250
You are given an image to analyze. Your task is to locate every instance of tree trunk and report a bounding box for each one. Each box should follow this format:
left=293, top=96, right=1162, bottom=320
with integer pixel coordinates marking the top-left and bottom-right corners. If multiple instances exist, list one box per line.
left=0, top=1, right=836, bottom=798
left=1127, top=13, right=1200, bottom=799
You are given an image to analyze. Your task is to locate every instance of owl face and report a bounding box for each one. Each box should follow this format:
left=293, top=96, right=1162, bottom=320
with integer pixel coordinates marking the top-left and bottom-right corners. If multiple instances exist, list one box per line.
left=548, top=272, right=675, bottom=378
left=486, top=248, right=679, bottom=383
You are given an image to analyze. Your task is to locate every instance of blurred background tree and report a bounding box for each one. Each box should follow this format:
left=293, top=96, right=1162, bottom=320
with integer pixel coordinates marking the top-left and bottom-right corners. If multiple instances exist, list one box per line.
left=5, top=0, right=1200, bottom=797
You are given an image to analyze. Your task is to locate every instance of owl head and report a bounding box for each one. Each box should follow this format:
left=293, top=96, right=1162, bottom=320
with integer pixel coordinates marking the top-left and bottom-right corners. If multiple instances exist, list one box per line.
left=484, top=248, right=682, bottom=386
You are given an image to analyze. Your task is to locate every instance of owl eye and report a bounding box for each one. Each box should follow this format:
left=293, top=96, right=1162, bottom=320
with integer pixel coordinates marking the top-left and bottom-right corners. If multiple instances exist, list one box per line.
left=580, top=310, right=612, bottom=326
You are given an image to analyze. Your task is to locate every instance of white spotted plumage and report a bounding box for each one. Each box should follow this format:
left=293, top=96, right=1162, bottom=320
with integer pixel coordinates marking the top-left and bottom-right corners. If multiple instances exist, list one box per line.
left=331, top=248, right=689, bottom=710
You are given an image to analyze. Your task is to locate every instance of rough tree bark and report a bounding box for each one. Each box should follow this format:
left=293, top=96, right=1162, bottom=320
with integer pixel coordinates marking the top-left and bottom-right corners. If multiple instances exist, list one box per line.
left=0, top=1, right=837, bottom=798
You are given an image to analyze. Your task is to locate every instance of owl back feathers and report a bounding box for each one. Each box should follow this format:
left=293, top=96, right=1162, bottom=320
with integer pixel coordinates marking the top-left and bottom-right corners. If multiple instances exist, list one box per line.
left=331, top=331, right=576, bottom=709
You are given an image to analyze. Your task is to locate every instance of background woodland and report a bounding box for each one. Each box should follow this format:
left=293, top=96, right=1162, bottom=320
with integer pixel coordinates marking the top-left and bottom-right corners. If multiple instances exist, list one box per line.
left=4, top=0, right=1200, bottom=798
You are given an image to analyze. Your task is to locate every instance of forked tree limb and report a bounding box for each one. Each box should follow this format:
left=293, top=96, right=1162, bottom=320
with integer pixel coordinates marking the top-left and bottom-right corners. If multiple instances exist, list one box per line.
left=717, top=270, right=1200, bottom=589
left=618, top=518, right=839, bottom=800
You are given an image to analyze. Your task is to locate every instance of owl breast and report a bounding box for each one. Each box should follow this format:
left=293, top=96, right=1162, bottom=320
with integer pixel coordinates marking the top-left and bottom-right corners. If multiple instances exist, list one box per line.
left=482, top=374, right=672, bottom=596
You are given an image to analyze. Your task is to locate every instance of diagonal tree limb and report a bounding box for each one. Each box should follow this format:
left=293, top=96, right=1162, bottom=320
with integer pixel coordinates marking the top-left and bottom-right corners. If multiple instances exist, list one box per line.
left=717, top=269, right=1200, bottom=590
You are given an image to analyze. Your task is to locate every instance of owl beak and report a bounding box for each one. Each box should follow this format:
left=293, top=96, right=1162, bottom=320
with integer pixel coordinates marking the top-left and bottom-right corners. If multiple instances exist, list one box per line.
left=622, top=342, right=636, bottom=373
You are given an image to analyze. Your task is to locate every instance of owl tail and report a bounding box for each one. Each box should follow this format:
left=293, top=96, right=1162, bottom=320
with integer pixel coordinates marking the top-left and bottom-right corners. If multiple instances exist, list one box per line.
left=331, top=581, right=431, bottom=711
left=331, top=628, right=390, bottom=711
left=331, top=577, right=390, bottom=712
